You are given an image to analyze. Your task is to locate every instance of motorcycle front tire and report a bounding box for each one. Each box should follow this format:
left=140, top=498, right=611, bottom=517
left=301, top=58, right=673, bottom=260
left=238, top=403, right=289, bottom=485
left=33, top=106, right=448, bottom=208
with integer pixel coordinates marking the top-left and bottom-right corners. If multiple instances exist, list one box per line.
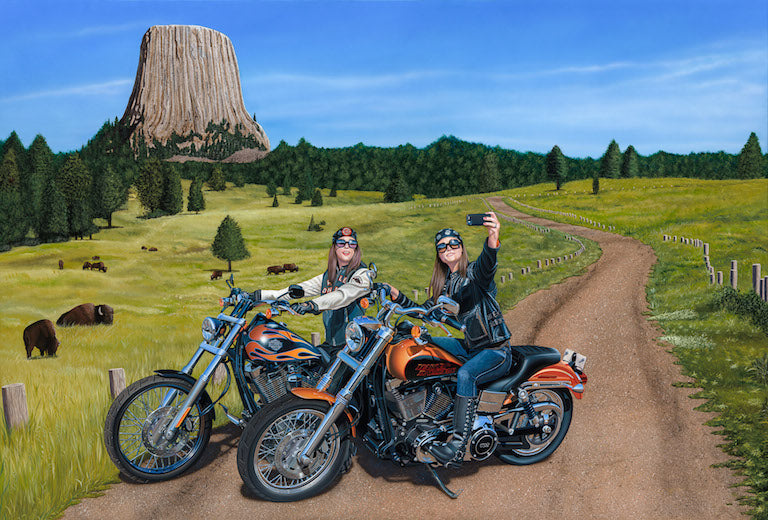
left=104, top=374, right=213, bottom=483
left=237, top=394, right=352, bottom=502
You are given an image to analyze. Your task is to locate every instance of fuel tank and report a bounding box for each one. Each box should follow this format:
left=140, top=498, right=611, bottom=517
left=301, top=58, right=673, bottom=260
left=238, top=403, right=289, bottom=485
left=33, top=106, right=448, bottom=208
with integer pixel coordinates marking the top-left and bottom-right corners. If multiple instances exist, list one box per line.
left=385, top=338, right=463, bottom=381
left=244, top=321, right=322, bottom=362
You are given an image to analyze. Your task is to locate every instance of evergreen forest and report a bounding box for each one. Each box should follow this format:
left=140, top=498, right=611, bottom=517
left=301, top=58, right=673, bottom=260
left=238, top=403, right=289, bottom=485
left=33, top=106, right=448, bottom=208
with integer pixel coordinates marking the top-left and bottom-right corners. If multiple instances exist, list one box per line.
left=0, top=116, right=765, bottom=251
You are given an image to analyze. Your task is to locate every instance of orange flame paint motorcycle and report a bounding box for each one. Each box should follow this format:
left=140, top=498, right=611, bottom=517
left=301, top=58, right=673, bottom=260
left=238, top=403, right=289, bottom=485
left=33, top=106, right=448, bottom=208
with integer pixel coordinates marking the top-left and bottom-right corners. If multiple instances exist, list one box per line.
left=236, top=281, right=588, bottom=501
left=104, top=275, right=333, bottom=482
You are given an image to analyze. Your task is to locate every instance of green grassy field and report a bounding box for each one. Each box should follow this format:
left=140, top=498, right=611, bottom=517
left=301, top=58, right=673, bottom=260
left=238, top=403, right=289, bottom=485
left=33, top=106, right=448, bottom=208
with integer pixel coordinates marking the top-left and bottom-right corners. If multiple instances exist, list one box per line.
left=503, top=177, right=768, bottom=518
left=0, top=184, right=598, bottom=520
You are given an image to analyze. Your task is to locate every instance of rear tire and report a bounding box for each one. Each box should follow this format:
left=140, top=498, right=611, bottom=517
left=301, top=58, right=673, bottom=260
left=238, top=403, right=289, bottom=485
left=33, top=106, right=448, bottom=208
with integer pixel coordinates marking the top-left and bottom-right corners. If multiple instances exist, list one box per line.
left=494, top=388, right=572, bottom=465
left=104, top=375, right=213, bottom=482
left=237, top=394, right=351, bottom=502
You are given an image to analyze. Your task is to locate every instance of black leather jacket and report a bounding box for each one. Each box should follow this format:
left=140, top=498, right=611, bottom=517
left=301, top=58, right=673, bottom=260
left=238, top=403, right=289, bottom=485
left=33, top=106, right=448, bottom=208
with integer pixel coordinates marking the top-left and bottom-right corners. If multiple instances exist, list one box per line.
left=394, top=239, right=511, bottom=351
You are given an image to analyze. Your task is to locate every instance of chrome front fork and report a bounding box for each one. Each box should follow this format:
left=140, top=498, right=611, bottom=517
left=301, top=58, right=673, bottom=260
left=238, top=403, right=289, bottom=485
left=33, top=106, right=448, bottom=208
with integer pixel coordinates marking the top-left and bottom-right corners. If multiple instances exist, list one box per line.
left=298, top=327, right=394, bottom=467
left=162, top=315, right=245, bottom=441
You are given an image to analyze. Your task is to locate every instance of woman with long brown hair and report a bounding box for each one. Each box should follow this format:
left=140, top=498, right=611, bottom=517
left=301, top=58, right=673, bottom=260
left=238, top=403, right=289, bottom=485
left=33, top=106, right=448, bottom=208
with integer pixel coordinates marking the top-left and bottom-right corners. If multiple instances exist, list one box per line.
left=385, top=212, right=513, bottom=468
left=253, top=227, right=374, bottom=349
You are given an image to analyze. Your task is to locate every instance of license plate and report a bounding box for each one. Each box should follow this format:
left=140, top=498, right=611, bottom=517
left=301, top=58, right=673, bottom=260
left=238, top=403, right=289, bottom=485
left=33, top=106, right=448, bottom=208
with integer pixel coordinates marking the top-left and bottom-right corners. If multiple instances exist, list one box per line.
left=562, top=349, right=587, bottom=372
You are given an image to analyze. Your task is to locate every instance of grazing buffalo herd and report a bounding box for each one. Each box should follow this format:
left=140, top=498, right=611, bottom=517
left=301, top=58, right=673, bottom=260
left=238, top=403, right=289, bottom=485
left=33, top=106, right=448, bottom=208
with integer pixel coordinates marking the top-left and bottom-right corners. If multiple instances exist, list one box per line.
left=266, top=263, right=299, bottom=275
left=23, top=303, right=114, bottom=359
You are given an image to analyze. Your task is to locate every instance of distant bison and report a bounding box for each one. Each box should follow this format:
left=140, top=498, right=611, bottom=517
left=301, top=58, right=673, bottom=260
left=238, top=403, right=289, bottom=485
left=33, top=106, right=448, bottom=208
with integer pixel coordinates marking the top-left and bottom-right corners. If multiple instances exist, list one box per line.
left=211, top=270, right=223, bottom=280
left=23, top=319, right=60, bottom=359
left=141, top=246, right=148, bottom=250
left=89, top=261, right=107, bottom=272
left=58, top=259, right=64, bottom=270
left=82, top=261, right=92, bottom=270
left=267, top=265, right=285, bottom=275
left=283, top=263, right=299, bottom=272
left=148, top=247, right=158, bottom=252
left=91, top=255, right=100, bottom=261
left=57, top=303, right=114, bottom=326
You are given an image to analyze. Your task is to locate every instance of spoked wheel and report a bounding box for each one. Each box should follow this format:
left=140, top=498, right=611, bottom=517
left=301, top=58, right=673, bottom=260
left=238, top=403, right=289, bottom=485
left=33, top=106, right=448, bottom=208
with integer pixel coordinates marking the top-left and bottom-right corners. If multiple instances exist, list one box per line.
left=494, top=388, right=573, bottom=465
left=104, top=375, right=213, bottom=482
left=237, top=394, right=351, bottom=502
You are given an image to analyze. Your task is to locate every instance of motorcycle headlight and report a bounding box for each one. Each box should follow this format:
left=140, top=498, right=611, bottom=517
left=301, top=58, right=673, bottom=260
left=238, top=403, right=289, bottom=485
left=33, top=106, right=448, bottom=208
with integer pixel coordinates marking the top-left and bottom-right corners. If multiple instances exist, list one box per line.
left=201, top=317, right=223, bottom=342
left=345, top=321, right=364, bottom=352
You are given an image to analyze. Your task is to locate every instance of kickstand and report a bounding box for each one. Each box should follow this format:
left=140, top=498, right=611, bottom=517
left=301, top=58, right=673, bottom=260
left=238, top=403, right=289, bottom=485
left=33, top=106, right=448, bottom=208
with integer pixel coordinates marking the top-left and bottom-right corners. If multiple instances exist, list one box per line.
left=425, top=464, right=462, bottom=499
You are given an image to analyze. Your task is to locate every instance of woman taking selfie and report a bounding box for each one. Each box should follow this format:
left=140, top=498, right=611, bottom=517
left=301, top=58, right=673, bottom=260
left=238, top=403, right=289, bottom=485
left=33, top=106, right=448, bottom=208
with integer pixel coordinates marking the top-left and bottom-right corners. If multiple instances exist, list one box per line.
left=252, top=227, right=374, bottom=350
left=385, top=212, right=513, bottom=467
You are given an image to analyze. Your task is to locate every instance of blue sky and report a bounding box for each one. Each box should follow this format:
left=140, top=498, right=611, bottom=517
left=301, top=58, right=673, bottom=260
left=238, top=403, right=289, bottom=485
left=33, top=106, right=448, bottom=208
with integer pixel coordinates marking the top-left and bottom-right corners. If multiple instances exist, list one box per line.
left=1, top=0, right=766, bottom=158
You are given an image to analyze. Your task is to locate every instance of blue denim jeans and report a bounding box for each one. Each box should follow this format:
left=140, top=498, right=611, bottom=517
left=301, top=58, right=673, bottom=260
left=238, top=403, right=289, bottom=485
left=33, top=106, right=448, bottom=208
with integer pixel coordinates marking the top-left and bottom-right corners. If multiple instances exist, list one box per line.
left=431, top=337, right=513, bottom=398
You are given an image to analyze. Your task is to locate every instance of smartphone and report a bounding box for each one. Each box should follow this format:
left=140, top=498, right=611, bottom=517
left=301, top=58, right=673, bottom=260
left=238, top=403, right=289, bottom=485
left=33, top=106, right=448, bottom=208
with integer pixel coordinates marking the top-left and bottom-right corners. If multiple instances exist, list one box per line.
left=466, top=213, right=489, bottom=226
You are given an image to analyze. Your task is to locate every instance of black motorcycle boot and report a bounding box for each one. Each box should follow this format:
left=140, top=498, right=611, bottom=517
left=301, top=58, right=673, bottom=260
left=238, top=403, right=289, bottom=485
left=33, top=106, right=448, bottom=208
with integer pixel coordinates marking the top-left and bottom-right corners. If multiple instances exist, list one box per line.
left=428, top=395, right=479, bottom=468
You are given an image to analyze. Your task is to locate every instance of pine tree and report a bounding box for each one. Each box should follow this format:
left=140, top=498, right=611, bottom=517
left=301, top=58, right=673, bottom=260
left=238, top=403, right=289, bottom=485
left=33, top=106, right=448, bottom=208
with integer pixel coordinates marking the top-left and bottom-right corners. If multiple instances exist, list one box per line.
left=546, top=145, right=567, bottom=190
left=39, top=175, right=68, bottom=241
left=211, top=215, right=250, bottom=272
left=266, top=180, right=278, bottom=197
left=57, top=154, right=92, bottom=238
left=599, top=140, right=621, bottom=179
left=384, top=171, right=411, bottom=202
left=271, top=194, right=279, bottom=207
left=0, top=149, right=26, bottom=246
left=621, top=145, right=639, bottom=178
left=232, top=169, right=245, bottom=188
left=477, top=152, right=500, bottom=193
left=28, top=135, right=54, bottom=237
left=187, top=176, right=205, bottom=213
left=97, top=165, right=125, bottom=227
left=135, top=159, right=164, bottom=213
left=592, top=174, right=600, bottom=195
left=329, top=184, right=338, bottom=197
left=737, top=132, right=764, bottom=179
left=311, top=187, right=323, bottom=206
left=0, top=147, right=19, bottom=189
left=161, top=163, right=183, bottom=215
left=208, top=166, right=226, bottom=191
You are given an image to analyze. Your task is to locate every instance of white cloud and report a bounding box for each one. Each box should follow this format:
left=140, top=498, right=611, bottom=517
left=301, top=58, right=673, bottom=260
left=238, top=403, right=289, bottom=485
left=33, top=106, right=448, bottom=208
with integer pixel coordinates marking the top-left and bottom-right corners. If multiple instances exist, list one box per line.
left=0, top=79, right=133, bottom=103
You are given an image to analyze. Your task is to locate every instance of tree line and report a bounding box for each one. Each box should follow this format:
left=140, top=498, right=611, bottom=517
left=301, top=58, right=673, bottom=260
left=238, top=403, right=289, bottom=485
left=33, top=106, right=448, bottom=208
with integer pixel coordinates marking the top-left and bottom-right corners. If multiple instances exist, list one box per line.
left=1, top=117, right=765, bottom=251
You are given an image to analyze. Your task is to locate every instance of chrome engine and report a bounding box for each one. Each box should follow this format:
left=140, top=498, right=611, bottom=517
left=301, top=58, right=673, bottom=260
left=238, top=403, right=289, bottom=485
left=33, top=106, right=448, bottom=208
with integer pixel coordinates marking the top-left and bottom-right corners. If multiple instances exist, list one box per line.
left=246, top=362, right=320, bottom=404
left=383, top=381, right=498, bottom=463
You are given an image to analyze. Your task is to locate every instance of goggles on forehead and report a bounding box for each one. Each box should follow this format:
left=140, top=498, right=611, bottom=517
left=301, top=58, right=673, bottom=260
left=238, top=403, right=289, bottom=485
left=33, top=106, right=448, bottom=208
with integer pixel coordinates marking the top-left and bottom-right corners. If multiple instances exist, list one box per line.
left=334, top=238, right=358, bottom=249
left=436, top=238, right=462, bottom=253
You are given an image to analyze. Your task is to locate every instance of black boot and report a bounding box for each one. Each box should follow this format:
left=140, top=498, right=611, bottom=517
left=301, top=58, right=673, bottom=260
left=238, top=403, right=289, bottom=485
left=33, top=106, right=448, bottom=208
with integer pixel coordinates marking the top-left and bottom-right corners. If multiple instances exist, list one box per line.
left=428, top=395, right=478, bottom=468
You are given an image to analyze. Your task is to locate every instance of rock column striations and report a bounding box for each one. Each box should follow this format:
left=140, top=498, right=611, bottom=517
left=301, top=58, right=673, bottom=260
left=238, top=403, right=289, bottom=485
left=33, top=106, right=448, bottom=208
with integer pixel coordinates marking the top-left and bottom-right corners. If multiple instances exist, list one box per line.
left=121, top=25, right=269, bottom=156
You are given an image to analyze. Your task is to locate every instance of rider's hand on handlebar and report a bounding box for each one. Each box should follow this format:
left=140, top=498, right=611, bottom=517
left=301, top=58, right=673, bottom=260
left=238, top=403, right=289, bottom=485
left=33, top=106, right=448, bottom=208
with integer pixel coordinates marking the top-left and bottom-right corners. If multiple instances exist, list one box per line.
left=290, top=301, right=320, bottom=315
left=379, top=283, right=398, bottom=300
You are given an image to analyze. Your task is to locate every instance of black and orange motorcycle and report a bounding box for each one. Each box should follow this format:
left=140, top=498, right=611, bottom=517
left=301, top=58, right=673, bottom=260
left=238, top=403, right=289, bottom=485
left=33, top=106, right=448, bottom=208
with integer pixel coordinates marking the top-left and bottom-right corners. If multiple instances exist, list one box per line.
left=104, top=275, right=336, bottom=482
left=236, top=282, right=588, bottom=501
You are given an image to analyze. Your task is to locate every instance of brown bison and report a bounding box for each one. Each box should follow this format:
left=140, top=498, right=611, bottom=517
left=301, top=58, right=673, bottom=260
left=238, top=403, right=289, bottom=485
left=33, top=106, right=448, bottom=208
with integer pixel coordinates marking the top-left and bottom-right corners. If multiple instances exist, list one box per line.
left=56, top=303, right=114, bottom=326
left=148, top=247, right=158, bottom=252
left=58, top=259, right=64, bottom=270
left=283, top=263, right=299, bottom=272
left=91, top=255, right=100, bottom=260
left=23, top=319, right=60, bottom=358
left=82, top=261, right=92, bottom=270
left=89, top=261, right=107, bottom=272
left=211, top=270, right=223, bottom=280
left=141, top=246, right=148, bottom=250
left=266, top=265, right=285, bottom=275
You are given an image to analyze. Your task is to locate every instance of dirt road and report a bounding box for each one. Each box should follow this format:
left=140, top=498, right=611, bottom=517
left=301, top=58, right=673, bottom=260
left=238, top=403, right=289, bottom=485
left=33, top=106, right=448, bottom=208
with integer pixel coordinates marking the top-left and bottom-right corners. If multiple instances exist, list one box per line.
left=63, top=198, right=743, bottom=519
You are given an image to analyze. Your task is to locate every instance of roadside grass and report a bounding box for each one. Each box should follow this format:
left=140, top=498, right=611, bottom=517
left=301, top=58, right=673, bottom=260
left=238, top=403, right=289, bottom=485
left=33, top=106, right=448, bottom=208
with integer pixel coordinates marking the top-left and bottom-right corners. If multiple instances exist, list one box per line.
left=0, top=183, right=598, bottom=520
left=503, top=177, right=768, bottom=518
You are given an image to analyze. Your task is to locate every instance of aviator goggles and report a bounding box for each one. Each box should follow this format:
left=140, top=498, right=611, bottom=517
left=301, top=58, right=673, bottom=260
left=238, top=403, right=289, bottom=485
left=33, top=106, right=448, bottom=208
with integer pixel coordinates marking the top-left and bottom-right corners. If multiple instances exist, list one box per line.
left=436, top=238, right=462, bottom=253
left=335, top=239, right=358, bottom=249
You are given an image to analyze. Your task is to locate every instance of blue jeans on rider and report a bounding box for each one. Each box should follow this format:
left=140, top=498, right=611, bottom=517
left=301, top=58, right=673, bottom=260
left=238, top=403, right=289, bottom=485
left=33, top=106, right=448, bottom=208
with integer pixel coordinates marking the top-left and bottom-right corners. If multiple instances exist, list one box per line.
left=431, top=337, right=513, bottom=398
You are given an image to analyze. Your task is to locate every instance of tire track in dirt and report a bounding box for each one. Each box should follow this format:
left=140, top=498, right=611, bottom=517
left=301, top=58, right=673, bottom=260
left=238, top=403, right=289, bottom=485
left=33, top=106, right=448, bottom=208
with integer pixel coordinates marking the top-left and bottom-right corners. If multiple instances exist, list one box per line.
left=62, top=197, right=744, bottom=520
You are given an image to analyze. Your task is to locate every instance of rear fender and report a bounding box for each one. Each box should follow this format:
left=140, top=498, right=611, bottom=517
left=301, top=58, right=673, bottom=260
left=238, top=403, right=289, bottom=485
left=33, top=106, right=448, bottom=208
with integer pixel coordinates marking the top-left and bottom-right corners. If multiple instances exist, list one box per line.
left=523, top=361, right=586, bottom=399
left=154, top=369, right=216, bottom=419
left=290, top=388, right=357, bottom=437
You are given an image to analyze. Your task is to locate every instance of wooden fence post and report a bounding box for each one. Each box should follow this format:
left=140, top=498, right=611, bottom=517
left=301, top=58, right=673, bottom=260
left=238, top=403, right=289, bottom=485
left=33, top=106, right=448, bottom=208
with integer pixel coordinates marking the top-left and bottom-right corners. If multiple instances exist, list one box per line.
left=413, top=289, right=419, bottom=300
left=752, top=264, right=761, bottom=294
left=109, top=368, right=126, bottom=399
left=717, top=271, right=723, bottom=285
left=311, top=332, right=321, bottom=346
left=212, top=365, right=227, bottom=386
left=2, top=383, right=28, bottom=430
left=500, top=275, right=506, bottom=284
left=730, top=260, right=738, bottom=290
left=703, top=243, right=710, bottom=255
left=537, top=260, right=542, bottom=269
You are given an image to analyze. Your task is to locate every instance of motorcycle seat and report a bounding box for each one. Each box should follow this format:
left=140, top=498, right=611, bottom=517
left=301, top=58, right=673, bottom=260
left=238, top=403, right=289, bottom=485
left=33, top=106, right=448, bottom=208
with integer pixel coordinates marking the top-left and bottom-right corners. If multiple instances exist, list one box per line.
left=480, top=345, right=561, bottom=393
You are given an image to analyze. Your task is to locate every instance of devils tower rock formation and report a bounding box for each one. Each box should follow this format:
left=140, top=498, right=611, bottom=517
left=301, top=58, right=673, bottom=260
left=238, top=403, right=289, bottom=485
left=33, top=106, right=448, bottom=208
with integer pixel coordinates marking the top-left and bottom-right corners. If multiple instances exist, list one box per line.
left=121, top=25, right=269, bottom=159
